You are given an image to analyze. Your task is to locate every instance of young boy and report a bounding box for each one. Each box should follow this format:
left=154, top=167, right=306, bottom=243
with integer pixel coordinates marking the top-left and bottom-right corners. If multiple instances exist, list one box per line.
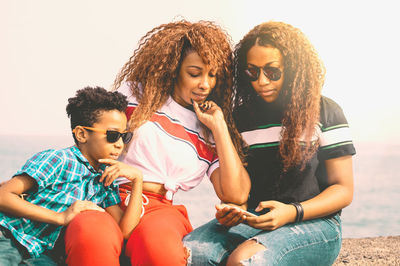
left=0, top=87, right=143, bottom=265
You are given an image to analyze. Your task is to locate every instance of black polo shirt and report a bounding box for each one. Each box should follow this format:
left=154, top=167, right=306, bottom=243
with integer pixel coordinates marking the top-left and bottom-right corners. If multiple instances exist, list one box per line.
left=234, top=95, right=356, bottom=209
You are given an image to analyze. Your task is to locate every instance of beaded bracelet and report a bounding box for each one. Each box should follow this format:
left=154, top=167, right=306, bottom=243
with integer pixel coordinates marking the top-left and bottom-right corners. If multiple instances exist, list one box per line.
left=289, top=202, right=304, bottom=223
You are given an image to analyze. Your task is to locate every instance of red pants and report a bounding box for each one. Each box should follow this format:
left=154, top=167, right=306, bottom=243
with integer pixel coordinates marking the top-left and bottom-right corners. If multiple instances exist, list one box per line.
left=119, top=184, right=193, bottom=266
left=64, top=210, right=123, bottom=266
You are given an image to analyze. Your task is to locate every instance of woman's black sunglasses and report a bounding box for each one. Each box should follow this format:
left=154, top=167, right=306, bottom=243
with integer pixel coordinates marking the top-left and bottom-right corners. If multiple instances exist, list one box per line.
left=244, top=65, right=282, bottom=82
left=74, top=126, right=133, bottom=144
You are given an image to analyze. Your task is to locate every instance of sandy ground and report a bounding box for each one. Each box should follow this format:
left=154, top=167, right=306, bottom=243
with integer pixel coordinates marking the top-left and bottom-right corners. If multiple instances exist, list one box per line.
left=333, top=236, right=400, bottom=265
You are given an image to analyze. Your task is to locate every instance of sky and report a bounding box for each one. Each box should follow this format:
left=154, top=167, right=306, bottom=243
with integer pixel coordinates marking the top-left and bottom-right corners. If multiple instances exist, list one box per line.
left=1, top=0, right=399, bottom=144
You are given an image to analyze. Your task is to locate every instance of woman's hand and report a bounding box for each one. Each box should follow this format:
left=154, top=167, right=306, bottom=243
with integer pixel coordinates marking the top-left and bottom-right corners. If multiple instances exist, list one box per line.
left=98, top=159, right=143, bottom=186
left=192, top=100, right=225, bottom=132
left=245, top=200, right=297, bottom=230
left=60, top=200, right=105, bottom=226
left=215, top=204, right=246, bottom=227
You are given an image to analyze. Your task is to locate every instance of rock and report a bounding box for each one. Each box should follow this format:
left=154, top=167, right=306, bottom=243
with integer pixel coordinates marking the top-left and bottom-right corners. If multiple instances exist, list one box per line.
left=333, top=236, right=400, bottom=266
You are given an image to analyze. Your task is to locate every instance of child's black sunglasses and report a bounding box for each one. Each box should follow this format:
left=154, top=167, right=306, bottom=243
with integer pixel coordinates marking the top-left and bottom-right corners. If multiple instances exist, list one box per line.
left=73, top=126, right=133, bottom=144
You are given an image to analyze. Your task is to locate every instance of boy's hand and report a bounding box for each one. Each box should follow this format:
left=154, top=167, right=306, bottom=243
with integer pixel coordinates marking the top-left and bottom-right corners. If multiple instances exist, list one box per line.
left=98, top=159, right=143, bottom=186
left=60, top=200, right=104, bottom=226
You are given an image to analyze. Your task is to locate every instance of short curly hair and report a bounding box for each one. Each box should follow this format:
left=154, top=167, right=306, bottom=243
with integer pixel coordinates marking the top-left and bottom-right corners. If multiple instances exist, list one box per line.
left=234, top=21, right=326, bottom=171
left=113, top=20, right=245, bottom=161
left=66, top=86, right=128, bottom=144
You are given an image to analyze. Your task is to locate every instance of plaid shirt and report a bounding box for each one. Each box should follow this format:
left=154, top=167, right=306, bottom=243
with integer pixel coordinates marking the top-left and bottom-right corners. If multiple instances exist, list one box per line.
left=0, top=146, right=120, bottom=258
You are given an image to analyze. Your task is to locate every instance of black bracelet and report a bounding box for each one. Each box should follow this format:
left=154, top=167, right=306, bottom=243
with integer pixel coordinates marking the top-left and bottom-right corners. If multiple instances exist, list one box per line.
left=289, top=202, right=304, bottom=223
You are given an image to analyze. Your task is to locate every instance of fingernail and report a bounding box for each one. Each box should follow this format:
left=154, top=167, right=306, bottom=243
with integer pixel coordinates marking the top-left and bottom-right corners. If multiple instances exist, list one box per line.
left=190, top=99, right=194, bottom=104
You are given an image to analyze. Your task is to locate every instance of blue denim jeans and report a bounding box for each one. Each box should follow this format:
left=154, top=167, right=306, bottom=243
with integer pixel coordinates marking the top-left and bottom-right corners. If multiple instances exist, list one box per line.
left=183, top=214, right=342, bottom=266
left=0, top=228, right=57, bottom=266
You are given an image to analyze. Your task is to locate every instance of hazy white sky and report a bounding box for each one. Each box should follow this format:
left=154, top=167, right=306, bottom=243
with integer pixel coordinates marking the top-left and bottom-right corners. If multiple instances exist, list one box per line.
left=1, top=0, right=399, bottom=143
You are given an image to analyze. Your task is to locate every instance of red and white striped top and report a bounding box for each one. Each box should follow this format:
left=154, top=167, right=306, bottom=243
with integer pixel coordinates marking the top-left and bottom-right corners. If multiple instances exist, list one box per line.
left=116, top=83, right=219, bottom=200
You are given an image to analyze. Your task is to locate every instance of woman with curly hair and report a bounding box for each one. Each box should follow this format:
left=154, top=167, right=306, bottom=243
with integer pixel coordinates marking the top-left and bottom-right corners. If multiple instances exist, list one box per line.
left=63, top=20, right=250, bottom=266
left=183, top=21, right=356, bottom=265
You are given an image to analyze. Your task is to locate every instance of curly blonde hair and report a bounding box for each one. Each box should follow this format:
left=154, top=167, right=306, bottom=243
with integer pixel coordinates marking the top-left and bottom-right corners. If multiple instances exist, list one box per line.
left=234, top=21, right=325, bottom=171
left=113, top=20, right=245, bottom=161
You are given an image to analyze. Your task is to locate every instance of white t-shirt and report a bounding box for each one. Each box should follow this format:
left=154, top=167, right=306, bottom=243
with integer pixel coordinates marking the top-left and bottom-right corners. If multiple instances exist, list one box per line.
left=116, top=83, right=219, bottom=200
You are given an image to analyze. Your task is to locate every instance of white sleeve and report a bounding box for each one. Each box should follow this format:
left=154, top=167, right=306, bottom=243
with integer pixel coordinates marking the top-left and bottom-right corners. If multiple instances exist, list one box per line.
left=207, top=159, right=219, bottom=178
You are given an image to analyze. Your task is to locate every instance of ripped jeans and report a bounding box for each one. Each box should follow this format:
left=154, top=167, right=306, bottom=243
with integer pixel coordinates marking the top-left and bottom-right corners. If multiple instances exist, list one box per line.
left=183, top=214, right=341, bottom=266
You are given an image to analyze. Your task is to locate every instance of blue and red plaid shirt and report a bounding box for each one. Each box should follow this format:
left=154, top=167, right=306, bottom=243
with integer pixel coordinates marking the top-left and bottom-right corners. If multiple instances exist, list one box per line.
left=0, top=145, right=120, bottom=258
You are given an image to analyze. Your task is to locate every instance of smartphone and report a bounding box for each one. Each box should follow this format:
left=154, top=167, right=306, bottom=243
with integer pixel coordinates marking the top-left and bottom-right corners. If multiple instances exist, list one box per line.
left=220, top=204, right=258, bottom=217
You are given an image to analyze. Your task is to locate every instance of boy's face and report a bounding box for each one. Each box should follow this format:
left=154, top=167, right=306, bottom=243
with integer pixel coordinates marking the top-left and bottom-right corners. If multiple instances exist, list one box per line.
left=82, top=110, right=128, bottom=170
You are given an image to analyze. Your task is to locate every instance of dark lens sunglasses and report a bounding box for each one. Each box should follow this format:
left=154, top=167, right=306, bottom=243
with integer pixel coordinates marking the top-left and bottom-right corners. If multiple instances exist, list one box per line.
left=244, top=65, right=282, bottom=82
left=74, top=126, right=133, bottom=144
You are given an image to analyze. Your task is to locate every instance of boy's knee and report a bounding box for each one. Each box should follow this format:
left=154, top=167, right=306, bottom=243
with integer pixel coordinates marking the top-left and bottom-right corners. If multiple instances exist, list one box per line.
left=65, top=211, right=123, bottom=266
left=65, top=210, right=123, bottom=250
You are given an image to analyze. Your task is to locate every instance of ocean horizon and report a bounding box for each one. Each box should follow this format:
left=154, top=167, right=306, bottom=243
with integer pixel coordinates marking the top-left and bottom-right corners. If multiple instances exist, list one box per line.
left=0, top=134, right=399, bottom=238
